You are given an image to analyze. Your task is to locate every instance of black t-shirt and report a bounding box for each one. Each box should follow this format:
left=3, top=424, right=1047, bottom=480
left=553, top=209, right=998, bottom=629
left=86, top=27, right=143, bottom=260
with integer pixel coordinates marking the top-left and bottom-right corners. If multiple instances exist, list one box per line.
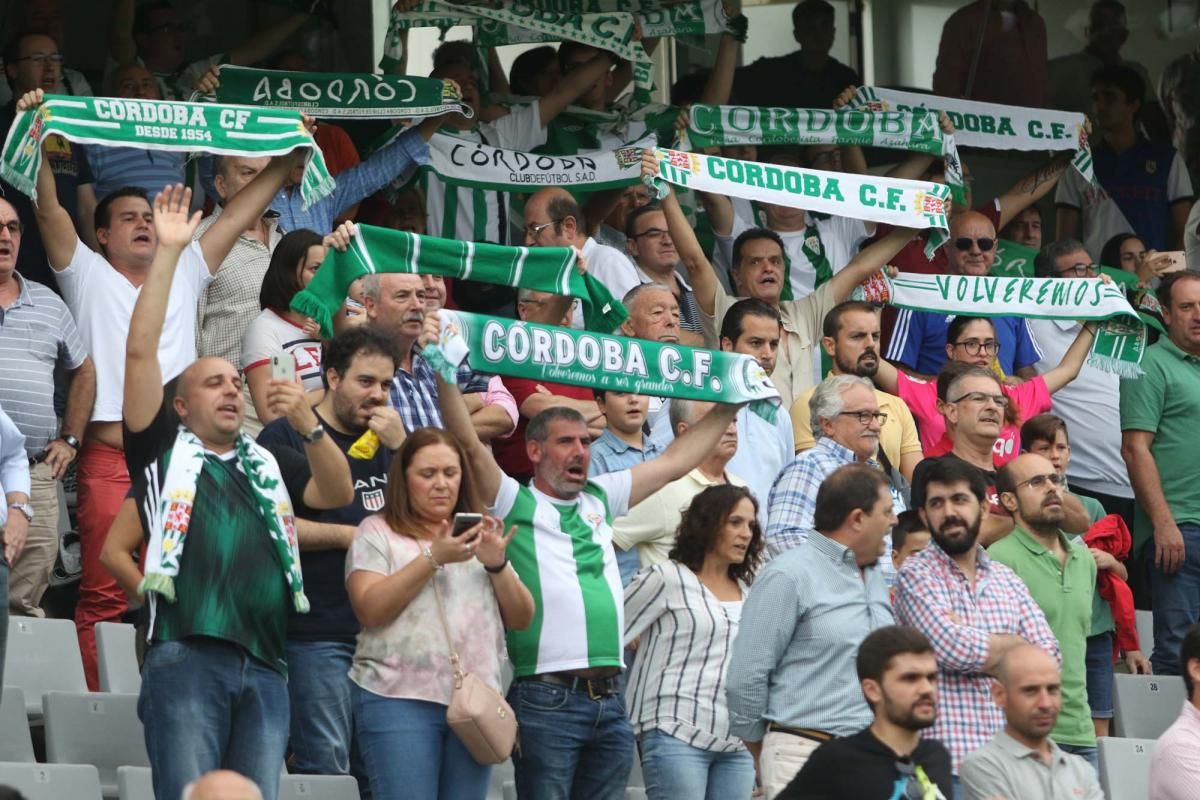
left=911, top=453, right=1006, bottom=517
left=779, top=728, right=953, bottom=800
left=258, top=409, right=393, bottom=643
left=732, top=53, right=861, bottom=111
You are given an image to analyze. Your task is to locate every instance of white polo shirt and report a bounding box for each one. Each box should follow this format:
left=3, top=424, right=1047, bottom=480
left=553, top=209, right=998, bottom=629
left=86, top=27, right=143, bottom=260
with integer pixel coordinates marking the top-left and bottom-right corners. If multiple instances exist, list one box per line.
left=1028, top=317, right=1132, bottom=498
left=570, top=236, right=639, bottom=329
left=57, top=239, right=213, bottom=422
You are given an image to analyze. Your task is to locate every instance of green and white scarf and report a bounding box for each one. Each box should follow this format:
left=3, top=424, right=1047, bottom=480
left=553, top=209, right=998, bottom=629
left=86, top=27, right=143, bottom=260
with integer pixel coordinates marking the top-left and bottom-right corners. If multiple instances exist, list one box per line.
left=852, top=87, right=1095, bottom=183
left=0, top=94, right=334, bottom=209
left=141, top=427, right=308, bottom=612
left=212, top=65, right=472, bottom=120
left=853, top=271, right=1146, bottom=377
left=683, top=103, right=965, bottom=200
left=648, top=147, right=952, bottom=255
left=292, top=226, right=627, bottom=337
left=424, top=309, right=781, bottom=419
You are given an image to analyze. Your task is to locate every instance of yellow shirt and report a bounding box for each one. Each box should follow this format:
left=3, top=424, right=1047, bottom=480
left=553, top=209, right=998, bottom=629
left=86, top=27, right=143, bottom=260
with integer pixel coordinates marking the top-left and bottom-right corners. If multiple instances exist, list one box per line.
left=791, top=383, right=922, bottom=470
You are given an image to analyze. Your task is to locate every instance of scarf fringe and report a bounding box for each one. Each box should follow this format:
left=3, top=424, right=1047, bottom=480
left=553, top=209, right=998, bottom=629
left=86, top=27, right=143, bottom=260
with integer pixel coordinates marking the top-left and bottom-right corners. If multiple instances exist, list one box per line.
left=1087, top=352, right=1145, bottom=379
left=289, top=291, right=333, bottom=340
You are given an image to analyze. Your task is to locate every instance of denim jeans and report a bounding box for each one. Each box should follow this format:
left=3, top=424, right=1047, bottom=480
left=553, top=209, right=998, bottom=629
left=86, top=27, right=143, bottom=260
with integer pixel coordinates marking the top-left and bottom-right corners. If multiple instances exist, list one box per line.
left=1058, top=743, right=1099, bottom=771
left=353, top=687, right=491, bottom=800
left=638, top=729, right=755, bottom=800
left=1083, top=632, right=1114, bottom=720
left=1149, top=522, right=1200, bottom=675
left=508, top=679, right=634, bottom=800
left=138, top=637, right=289, bottom=800
left=286, top=640, right=354, bottom=775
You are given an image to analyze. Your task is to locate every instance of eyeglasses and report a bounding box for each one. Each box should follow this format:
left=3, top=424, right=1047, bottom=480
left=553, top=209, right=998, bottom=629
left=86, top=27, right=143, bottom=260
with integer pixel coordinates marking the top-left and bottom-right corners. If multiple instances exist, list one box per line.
left=631, top=227, right=670, bottom=241
left=953, top=236, right=995, bottom=252
left=948, top=391, right=1010, bottom=408
left=951, top=338, right=999, bottom=355
left=0, top=221, right=22, bottom=236
left=14, top=53, right=64, bottom=66
left=1056, top=263, right=1099, bottom=277
left=524, top=219, right=560, bottom=239
left=1014, top=472, right=1067, bottom=491
left=838, top=410, right=888, bottom=425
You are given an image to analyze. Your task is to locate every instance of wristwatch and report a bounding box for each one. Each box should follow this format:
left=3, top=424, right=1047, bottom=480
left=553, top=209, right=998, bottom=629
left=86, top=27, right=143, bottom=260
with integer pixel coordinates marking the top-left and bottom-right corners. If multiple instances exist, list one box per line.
left=8, top=503, right=33, bottom=522
left=61, top=434, right=81, bottom=451
left=299, top=422, right=326, bottom=444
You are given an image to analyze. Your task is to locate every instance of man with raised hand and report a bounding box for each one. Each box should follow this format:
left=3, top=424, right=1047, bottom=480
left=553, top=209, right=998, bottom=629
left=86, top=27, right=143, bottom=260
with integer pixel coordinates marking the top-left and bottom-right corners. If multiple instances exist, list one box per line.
left=424, top=313, right=744, bottom=800
left=100, top=184, right=352, bottom=800
left=623, top=203, right=704, bottom=345
left=20, top=85, right=304, bottom=689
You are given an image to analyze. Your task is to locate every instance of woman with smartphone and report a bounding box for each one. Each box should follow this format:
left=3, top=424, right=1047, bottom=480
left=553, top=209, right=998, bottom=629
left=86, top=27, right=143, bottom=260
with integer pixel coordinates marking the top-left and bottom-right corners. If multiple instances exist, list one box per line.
left=345, top=428, right=534, bottom=800
left=623, top=484, right=765, bottom=800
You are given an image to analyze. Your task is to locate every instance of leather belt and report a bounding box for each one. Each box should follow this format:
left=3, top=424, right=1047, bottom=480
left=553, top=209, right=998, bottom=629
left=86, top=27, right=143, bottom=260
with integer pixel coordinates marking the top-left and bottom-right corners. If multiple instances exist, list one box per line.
left=522, top=672, right=621, bottom=700
left=766, top=723, right=835, bottom=743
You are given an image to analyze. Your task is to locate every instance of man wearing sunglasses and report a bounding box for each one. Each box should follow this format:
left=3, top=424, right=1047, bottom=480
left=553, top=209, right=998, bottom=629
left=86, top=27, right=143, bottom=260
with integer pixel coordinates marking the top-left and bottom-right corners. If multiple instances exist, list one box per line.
left=989, top=454, right=1100, bottom=769
left=887, top=212, right=1042, bottom=379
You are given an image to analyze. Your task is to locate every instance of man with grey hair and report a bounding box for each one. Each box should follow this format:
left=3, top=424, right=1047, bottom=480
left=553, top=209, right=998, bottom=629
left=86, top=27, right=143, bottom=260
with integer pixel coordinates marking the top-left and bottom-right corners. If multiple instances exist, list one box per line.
left=767, top=374, right=900, bottom=562
left=613, top=399, right=746, bottom=568
left=361, top=272, right=441, bottom=432
left=1029, top=239, right=1133, bottom=524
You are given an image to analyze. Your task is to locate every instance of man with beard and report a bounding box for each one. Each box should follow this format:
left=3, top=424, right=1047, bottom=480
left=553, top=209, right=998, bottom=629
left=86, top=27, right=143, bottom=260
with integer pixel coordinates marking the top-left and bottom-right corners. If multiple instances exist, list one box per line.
left=959, top=646, right=1104, bottom=800
left=728, top=464, right=897, bottom=798
left=793, top=301, right=922, bottom=481
left=255, top=326, right=404, bottom=781
left=895, top=457, right=1058, bottom=787
left=988, top=454, right=1099, bottom=768
left=778, top=625, right=953, bottom=800
left=624, top=204, right=704, bottom=346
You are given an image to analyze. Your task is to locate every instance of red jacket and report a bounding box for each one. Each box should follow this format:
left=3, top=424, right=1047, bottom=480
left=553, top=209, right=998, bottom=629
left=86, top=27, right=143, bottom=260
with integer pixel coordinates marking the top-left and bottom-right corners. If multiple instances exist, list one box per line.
left=1084, top=515, right=1140, bottom=655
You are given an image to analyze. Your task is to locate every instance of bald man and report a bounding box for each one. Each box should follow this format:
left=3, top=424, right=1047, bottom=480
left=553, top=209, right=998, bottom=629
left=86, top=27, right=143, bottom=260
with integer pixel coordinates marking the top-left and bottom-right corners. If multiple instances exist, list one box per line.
left=886, top=211, right=1042, bottom=378
left=960, top=645, right=1104, bottom=800
left=523, top=187, right=639, bottom=329
left=183, top=770, right=263, bottom=800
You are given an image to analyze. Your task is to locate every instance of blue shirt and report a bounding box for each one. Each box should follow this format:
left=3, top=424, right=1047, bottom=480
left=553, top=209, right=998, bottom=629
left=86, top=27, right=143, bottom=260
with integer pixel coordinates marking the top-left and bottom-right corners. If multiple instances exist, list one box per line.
left=590, top=427, right=662, bottom=586
left=886, top=310, right=1042, bottom=376
left=389, top=349, right=441, bottom=433
left=1093, top=136, right=1190, bottom=252
left=84, top=145, right=185, bottom=201
left=270, top=128, right=429, bottom=234
left=0, top=404, right=29, bottom=529
left=727, top=403, right=794, bottom=529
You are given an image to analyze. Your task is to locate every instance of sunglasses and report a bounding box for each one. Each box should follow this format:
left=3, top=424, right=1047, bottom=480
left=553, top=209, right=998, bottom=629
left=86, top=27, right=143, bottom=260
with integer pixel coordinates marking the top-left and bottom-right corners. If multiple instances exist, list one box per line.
left=953, top=237, right=995, bottom=252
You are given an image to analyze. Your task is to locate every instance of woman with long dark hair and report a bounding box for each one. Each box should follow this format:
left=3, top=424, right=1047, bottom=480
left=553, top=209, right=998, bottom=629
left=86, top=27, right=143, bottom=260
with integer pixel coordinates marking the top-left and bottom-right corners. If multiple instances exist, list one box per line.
left=624, top=484, right=764, bottom=800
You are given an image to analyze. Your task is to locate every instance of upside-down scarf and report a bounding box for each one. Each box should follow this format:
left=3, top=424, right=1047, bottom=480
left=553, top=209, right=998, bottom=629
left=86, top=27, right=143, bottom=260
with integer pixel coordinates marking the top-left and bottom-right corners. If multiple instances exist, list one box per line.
left=683, top=103, right=965, bottom=201
left=291, top=226, right=627, bottom=337
left=852, top=87, right=1095, bottom=184
left=422, top=309, right=781, bottom=420
left=0, top=94, right=334, bottom=209
left=140, top=428, right=308, bottom=613
left=853, top=270, right=1147, bottom=377
left=212, top=65, right=473, bottom=120
left=647, top=147, right=952, bottom=255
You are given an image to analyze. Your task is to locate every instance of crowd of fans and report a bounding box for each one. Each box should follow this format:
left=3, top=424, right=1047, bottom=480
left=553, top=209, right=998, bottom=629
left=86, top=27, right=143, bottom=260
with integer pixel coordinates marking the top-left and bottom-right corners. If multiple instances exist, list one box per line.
left=0, top=1, right=1199, bottom=799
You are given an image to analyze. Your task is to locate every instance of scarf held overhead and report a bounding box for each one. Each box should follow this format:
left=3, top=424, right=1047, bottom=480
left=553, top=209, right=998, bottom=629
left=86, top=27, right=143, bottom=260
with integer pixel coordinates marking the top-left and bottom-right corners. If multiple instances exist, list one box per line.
left=649, top=147, right=951, bottom=255
left=852, top=87, right=1095, bottom=183
left=854, top=271, right=1146, bottom=377
left=292, top=226, right=627, bottom=337
left=0, top=94, right=334, bottom=209
left=213, top=65, right=473, bottom=120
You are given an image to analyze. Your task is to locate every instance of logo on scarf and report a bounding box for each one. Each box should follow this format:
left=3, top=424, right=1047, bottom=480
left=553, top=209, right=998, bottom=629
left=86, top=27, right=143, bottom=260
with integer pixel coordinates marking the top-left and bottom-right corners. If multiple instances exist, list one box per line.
left=613, top=145, right=641, bottom=169
left=914, top=191, right=947, bottom=217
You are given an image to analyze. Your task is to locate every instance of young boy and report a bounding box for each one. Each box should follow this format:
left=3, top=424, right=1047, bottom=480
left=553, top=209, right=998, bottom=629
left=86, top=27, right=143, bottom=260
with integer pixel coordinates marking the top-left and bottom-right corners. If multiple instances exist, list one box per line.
left=890, top=510, right=931, bottom=604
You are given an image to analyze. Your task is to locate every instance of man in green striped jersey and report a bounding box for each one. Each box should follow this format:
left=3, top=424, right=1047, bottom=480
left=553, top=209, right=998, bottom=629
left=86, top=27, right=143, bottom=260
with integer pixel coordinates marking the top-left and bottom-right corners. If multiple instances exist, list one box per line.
left=425, top=315, right=745, bottom=800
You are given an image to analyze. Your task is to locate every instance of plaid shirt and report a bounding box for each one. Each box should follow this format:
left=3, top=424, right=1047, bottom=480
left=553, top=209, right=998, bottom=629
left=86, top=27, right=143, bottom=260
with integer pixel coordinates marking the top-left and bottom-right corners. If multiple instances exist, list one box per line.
left=894, top=544, right=1060, bottom=774
left=390, top=349, right=442, bottom=432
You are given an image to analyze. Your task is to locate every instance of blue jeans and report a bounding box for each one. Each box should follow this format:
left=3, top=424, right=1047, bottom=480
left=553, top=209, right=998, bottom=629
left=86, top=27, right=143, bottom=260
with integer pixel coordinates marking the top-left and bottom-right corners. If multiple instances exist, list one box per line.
left=138, top=637, right=289, bottom=800
left=638, top=729, right=755, bottom=800
left=1084, top=632, right=1114, bottom=719
left=508, top=679, right=634, bottom=800
left=1059, top=743, right=1099, bottom=771
left=1150, top=522, right=1200, bottom=675
left=286, top=640, right=354, bottom=775
left=353, top=687, right=491, bottom=800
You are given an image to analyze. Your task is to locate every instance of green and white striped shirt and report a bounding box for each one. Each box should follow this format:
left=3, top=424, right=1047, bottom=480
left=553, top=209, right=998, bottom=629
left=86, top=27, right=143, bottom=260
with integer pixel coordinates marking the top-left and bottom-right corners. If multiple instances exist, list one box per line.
left=490, top=471, right=632, bottom=677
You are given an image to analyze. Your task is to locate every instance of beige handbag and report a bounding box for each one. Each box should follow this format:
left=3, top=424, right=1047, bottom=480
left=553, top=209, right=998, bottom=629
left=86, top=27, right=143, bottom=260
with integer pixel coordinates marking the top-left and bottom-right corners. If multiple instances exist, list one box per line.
left=433, top=575, right=517, bottom=764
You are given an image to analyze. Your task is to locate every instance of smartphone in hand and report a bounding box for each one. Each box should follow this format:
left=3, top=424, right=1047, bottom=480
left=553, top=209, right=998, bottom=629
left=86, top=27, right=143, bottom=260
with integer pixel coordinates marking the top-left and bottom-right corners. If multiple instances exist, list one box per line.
left=271, top=355, right=297, bottom=382
left=451, top=513, right=483, bottom=538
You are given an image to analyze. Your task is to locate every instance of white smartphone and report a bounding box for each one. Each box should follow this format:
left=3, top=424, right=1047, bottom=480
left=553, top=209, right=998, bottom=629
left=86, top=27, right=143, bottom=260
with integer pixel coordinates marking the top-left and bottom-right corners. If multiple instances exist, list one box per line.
left=271, top=355, right=297, bottom=382
left=1159, top=251, right=1188, bottom=273
left=452, top=513, right=483, bottom=538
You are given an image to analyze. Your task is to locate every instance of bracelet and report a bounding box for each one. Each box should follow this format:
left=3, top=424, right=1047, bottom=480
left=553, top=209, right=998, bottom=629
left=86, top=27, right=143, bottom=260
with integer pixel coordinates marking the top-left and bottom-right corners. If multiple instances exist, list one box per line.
left=484, top=557, right=509, bottom=574
left=421, top=544, right=443, bottom=571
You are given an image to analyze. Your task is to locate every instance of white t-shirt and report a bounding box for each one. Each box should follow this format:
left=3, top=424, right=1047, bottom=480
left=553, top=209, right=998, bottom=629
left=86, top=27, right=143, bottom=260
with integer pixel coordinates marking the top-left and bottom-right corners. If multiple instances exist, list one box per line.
left=425, top=103, right=546, bottom=244
left=714, top=211, right=868, bottom=301
left=239, top=309, right=324, bottom=392
left=57, top=239, right=212, bottom=422
left=570, top=236, right=640, bottom=329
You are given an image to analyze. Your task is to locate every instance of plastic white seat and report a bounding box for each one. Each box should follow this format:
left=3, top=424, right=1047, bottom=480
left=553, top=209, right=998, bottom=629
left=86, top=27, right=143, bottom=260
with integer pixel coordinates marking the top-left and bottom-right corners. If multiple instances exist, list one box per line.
left=4, top=617, right=87, bottom=716
left=116, top=765, right=154, bottom=800
left=1135, top=609, right=1154, bottom=658
left=488, top=759, right=514, bottom=800
left=503, top=781, right=517, bottom=800
left=1098, top=736, right=1154, bottom=800
left=0, top=687, right=35, bottom=761
left=0, top=762, right=103, bottom=800
left=1112, top=673, right=1186, bottom=738
left=43, top=691, right=149, bottom=797
left=95, top=622, right=141, bottom=694
left=278, top=774, right=361, bottom=799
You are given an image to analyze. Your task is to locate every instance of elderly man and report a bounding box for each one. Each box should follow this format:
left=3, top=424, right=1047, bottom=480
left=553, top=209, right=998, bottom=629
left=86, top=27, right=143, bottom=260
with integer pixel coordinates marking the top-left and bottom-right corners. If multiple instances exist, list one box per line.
left=767, top=375, right=892, bottom=557
left=727, top=464, right=897, bottom=799
left=624, top=203, right=703, bottom=345
left=959, top=646, right=1104, bottom=800
left=887, top=211, right=1042, bottom=377
left=1149, top=623, right=1200, bottom=799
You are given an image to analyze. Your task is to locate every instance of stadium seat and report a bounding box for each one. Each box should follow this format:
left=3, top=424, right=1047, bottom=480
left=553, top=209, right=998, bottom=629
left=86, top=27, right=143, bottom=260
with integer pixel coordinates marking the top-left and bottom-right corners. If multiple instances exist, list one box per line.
left=488, top=759, right=514, bottom=800
left=96, top=622, right=142, bottom=694
left=116, top=766, right=153, bottom=800
left=1097, top=736, right=1154, bottom=800
left=0, top=762, right=103, bottom=800
left=1135, top=609, right=1153, bottom=658
left=4, top=617, right=87, bottom=717
left=43, top=691, right=150, bottom=797
left=1112, top=673, right=1186, bottom=738
left=0, top=686, right=35, bottom=761
left=279, top=774, right=361, bottom=799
